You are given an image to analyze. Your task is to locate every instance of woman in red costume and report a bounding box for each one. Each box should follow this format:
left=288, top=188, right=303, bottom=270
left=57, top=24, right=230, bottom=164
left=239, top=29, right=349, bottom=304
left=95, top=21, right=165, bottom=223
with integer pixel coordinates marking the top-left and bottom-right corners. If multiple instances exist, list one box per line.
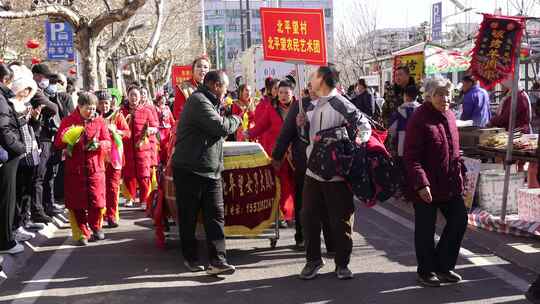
left=245, top=80, right=296, bottom=223
left=54, top=92, right=111, bottom=245
left=154, top=92, right=175, bottom=164
left=250, top=77, right=279, bottom=151
left=172, top=56, right=211, bottom=121
left=121, top=85, right=159, bottom=212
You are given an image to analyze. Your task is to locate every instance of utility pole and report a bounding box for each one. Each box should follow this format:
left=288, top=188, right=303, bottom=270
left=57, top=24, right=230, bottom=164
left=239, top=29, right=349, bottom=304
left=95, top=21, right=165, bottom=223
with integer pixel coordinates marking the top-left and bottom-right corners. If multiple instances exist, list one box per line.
left=246, top=0, right=252, bottom=48
left=201, top=0, right=206, bottom=53
left=240, top=0, right=245, bottom=51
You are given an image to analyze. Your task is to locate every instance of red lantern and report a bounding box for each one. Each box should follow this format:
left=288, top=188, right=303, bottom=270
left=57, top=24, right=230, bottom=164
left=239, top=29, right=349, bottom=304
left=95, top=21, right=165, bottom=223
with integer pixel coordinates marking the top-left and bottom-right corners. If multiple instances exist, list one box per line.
left=69, top=67, right=76, bottom=75
left=26, top=39, right=40, bottom=49
left=31, top=57, right=41, bottom=65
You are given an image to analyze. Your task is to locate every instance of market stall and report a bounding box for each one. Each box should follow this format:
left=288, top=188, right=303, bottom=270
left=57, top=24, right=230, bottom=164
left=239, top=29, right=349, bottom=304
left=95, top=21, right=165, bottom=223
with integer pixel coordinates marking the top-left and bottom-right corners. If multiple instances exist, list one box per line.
left=163, top=142, right=280, bottom=248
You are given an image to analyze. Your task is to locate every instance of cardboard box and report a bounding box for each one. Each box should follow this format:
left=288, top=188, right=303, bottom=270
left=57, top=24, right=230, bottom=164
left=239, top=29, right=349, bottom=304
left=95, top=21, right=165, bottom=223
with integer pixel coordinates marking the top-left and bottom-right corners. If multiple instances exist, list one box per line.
left=517, top=188, right=540, bottom=222
left=477, top=169, right=525, bottom=215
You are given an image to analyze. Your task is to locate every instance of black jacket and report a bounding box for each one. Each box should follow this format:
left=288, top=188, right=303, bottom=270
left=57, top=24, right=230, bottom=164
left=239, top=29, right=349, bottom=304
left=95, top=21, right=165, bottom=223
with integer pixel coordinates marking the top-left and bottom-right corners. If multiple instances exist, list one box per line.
left=172, top=86, right=241, bottom=179
left=352, top=91, right=376, bottom=117
left=30, top=90, right=59, bottom=143
left=0, top=84, right=26, bottom=160
left=272, top=97, right=312, bottom=175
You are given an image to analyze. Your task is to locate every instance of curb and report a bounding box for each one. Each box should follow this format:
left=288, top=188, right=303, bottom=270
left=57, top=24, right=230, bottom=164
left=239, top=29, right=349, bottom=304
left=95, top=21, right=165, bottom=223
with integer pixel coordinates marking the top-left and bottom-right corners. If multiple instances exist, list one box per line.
left=0, top=214, right=69, bottom=285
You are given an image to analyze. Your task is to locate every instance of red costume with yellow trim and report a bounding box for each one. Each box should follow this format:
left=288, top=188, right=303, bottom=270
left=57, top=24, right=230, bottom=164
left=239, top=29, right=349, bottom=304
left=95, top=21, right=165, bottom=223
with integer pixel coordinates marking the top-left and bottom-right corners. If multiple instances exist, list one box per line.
left=54, top=109, right=111, bottom=241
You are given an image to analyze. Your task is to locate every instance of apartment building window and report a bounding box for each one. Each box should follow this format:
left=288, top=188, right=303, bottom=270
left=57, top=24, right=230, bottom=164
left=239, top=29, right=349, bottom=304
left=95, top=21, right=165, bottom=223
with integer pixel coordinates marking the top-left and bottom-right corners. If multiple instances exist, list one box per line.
left=324, top=8, right=332, bottom=18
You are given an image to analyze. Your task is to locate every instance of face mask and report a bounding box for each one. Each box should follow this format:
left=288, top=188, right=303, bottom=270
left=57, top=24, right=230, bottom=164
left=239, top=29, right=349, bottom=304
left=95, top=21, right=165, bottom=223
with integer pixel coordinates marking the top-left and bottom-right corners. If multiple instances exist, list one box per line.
left=38, top=79, right=49, bottom=90
left=47, top=84, right=58, bottom=94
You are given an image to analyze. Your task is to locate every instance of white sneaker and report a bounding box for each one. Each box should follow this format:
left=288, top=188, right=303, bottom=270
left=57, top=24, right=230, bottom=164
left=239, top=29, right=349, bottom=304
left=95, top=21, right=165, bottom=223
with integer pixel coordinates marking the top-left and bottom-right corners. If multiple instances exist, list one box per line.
left=125, top=200, right=134, bottom=208
left=0, top=270, right=7, bottom=281
left=25, top=222, right=46, bottom=231
left=15, top=227, right=35, bottom=242
left=0, top=243, right=24, bottom=255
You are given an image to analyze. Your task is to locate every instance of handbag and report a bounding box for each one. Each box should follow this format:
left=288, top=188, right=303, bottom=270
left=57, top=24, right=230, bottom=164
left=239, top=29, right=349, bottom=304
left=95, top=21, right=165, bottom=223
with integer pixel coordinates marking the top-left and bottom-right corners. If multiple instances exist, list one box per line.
left=307, top=125, right=355, bottom=180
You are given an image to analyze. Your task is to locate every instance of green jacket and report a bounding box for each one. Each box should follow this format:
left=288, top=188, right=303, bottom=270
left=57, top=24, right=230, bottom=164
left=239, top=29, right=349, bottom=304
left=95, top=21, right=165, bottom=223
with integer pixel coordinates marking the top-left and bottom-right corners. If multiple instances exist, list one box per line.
left=172, top=86, right=241, bottom=179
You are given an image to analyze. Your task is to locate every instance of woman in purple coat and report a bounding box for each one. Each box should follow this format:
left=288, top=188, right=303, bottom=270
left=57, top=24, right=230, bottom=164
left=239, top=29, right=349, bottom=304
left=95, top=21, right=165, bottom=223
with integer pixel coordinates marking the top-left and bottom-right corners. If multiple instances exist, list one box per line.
left=404, top=76, right=468, bottom=288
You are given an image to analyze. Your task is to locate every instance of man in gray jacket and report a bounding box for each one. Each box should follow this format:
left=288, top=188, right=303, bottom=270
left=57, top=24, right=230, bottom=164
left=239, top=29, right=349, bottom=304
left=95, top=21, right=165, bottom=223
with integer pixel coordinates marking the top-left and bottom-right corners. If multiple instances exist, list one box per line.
left=172, top=70, right=241, bottom=275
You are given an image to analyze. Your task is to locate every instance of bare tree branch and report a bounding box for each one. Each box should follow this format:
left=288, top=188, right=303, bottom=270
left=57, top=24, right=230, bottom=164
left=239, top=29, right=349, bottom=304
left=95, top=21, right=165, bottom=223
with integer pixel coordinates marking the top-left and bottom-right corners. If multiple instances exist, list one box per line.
left=89, top=0, right=146, bottom=34
left=100, top=18, right=133, bottom=56
left=0, top=4, right=81, bottom=28
left=116, top=0, right=165, bottom=91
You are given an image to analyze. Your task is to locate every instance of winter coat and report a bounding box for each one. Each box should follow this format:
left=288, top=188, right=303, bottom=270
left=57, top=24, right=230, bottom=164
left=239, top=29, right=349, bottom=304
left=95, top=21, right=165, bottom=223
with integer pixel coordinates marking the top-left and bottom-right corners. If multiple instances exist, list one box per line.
left=172, top=86, right=241, bottom=179
left=403, top=102, right=465, bottom=203
left=121, top=105, right=159, bottom=179
left=460, top=85, right=491, bottom=127
left=247, top=96, right=283, bottom=155
left=30, top=90, right=59, bottom=143
left=172, top=79, right=198, bottom=121
left=272, top=97, right=312, bottom=175
left=145, top=103, right=160, bottom=166
left=250, top=95, right=273, bottom=151
left=0, top=84, right=25, bottom=160
left=388, top=100, right=421, bottom=157
left=102, top=110, right=130, bottom=170
left=156, top=104, right=175, bottom=163
left=490, top=90, right=532, bottom=134
left=352, top=91, right=378, bottom=118
left=54, top=109, right=111, bottom=210
left=231, top=100, right=255, bottom=142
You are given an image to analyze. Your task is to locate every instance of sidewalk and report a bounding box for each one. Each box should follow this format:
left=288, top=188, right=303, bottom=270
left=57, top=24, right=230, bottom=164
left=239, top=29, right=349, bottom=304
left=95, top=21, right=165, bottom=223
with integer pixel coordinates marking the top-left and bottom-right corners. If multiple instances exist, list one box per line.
left=0, top=213, right=69, bottom=284
left=386, top=197, right=540, bottom=274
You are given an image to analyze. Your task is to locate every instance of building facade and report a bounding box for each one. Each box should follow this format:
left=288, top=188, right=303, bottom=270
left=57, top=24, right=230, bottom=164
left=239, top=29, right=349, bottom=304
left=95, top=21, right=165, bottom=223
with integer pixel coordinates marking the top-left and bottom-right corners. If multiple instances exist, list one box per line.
left=203, top=0, right=334, bottom=70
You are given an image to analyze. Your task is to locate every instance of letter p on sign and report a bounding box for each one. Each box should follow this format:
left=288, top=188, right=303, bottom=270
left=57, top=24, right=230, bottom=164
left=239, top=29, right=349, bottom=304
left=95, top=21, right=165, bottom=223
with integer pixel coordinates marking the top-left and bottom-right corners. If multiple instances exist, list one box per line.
left=50, top=23, right=65, bottom=41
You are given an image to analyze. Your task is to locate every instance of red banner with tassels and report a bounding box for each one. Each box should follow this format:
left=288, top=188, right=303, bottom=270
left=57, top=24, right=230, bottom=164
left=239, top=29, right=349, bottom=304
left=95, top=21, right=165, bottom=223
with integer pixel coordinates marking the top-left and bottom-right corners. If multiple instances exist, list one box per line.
left=471, top=14, right=525, bottom=90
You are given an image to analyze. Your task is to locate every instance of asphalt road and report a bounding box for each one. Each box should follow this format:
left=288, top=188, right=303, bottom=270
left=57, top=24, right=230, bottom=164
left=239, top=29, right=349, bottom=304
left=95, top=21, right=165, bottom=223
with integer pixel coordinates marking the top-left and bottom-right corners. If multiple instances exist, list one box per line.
left=0, top=202, right=536, bottom=304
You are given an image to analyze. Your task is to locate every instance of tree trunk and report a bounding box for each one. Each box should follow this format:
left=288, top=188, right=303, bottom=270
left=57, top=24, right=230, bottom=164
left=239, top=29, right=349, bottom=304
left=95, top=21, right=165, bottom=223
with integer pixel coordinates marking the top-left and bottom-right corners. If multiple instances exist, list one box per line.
left=77, top=27, right=99, bottom=91
left=147, top=73, right=156, bottom=98
left=97, top=48, right=108, bottom=89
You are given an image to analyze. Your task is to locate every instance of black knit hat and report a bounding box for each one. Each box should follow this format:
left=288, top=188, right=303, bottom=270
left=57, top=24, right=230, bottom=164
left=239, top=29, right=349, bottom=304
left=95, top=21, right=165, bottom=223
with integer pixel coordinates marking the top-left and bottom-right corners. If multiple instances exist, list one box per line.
left=95, top=90, right=112, bottom=101
left=31, top=64, right=53, bottom=78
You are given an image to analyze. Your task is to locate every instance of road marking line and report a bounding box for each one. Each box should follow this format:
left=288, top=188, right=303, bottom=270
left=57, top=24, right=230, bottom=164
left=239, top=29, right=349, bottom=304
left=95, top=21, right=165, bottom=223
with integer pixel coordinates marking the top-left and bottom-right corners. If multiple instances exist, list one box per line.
left=508, top=243, right=540, bottom=254
left=372, top=205, right=531, bottom=292
left=9, top=240, right=73, bottom=304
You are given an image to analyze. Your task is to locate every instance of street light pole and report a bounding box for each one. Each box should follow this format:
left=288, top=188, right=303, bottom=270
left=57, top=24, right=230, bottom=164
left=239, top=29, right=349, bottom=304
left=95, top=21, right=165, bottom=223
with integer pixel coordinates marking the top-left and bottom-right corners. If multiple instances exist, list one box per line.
left=246, top=0, right=252, bottom=48
left=240, top=0, right=245, bottom=51
left=201, top=0, right=207, bottom=54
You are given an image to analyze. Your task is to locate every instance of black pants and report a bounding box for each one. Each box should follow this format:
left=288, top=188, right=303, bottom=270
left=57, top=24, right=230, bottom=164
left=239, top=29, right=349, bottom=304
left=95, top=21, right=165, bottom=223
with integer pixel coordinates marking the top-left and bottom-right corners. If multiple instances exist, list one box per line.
left=294, top=170, right=334, bottom=251
left=33, top=142, right=55, bottom=215
left=174, top=168, right=226, bottom=266
left=0, top=158, right=19, bottom=250
left=13, top=165, right=35, bottom=230
left=302, top=176, right=354, bottom=267
left=414, top=196, right=468, bottom=275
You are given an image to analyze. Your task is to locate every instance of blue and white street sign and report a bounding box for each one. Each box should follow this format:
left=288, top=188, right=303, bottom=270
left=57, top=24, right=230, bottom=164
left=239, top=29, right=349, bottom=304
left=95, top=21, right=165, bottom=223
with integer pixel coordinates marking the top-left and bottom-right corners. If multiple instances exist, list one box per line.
left=432, top=2, right=442, bottom=41
left=46, top=20, right=75, bottom=61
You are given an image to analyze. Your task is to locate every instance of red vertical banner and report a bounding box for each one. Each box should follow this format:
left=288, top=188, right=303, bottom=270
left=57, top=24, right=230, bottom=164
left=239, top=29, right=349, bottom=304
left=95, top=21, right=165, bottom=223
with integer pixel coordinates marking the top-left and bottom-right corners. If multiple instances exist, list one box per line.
left=260, top=7, right=327, bottom=65
left=470, top=14, right=525, bottom=90
left=171, top=65, right=193, bottom=99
